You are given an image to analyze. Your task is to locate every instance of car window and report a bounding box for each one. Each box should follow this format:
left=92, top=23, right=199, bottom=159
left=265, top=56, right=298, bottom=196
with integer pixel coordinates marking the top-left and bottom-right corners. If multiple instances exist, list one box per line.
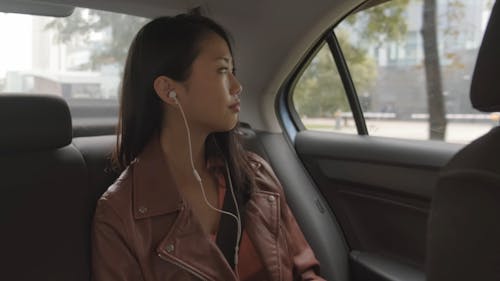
left=292, top=43, right=356, bottom=134
left=292, top=0, right=496, bottom=144
left=0, top=8, right=147, bottom=120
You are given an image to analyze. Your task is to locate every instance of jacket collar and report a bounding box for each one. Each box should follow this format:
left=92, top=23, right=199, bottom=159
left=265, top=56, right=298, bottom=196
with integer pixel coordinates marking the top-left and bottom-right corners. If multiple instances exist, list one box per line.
left=131, top=135, right=238, bottom=280
left=132, top=135, right=182, bottom=219
left=131, top=139, right=280, bottom=280
left=131, top=134, right=226, bottom=220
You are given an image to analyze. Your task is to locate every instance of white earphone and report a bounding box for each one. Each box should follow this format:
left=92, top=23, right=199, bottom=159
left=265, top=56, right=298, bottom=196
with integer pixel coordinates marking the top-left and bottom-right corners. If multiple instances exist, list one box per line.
left=167, top=89, right=242, bottom=268
left=168, top=90, right=177, bottom=99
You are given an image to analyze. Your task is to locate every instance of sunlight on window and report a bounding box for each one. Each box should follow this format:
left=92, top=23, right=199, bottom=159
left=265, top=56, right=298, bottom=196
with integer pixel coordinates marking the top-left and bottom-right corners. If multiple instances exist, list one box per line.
left=0, top=9, right=147, bottom=101
left=0, top=14, right=32, bottom=76
left=293, top=0, right=497, bottom=144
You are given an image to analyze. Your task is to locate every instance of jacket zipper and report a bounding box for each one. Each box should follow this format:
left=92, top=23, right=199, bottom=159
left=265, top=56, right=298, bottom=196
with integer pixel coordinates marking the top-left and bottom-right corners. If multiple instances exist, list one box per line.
left=157, top=252, right=210, bottom=281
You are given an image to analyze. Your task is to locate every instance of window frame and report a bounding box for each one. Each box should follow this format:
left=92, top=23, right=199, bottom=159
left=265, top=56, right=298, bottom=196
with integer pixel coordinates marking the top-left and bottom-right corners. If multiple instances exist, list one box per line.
left=281, top=27, right=368, bottom=137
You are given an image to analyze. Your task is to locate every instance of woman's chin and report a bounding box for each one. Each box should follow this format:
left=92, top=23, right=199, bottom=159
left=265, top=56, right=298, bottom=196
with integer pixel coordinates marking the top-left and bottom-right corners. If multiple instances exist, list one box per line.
left=213, top=119, right=239, bottom=133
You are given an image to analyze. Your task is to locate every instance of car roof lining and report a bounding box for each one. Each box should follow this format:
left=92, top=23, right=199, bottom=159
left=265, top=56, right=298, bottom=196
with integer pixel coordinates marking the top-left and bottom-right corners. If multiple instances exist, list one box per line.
left=0, top=0, right=74, bottom=17
left=0, top=0, right=203, bottom=18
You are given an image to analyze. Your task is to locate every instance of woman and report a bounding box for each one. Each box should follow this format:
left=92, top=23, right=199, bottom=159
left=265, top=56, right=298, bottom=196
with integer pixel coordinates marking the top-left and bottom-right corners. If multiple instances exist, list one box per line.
left=92, top=14, right=325, bottom=281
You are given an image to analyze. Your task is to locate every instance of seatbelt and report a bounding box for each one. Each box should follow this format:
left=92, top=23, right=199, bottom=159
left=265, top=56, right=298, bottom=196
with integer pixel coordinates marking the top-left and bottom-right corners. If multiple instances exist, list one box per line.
left=215, top=174, right=245, bottom=270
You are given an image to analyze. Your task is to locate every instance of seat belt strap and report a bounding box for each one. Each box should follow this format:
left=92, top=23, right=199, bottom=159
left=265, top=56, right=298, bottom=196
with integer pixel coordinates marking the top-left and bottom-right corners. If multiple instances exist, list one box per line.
left=215, top=174, right=245, bottom=270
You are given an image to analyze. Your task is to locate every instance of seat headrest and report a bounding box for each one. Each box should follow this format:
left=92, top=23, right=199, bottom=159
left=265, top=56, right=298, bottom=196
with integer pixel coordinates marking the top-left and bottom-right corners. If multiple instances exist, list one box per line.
left=470, top=1, right=500, bottom=112
left=0, top=94, right=72, bottom=151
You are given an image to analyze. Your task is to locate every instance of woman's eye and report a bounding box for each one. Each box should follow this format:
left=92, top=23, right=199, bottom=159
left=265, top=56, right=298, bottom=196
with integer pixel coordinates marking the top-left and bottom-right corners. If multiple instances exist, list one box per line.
left=218, top=67, right=236, bottom=75
left=218, top=67, right=229, bottom=73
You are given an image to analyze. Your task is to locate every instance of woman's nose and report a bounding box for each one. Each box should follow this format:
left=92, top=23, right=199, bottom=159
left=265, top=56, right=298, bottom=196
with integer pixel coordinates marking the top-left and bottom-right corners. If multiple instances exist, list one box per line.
left=231, top=74, right=243, bottom=96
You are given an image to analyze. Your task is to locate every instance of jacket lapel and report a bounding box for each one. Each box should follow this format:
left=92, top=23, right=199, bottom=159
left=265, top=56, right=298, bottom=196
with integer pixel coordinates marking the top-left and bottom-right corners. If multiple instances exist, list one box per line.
left=245, top=157, right=282, bottom=281
left=156, top=204, right=238, bottom=281
left=132, top=135, right=237, bottom=281
left=132, top=135, right=182, bottom=219
left=245, top=189, right=282, bottom=281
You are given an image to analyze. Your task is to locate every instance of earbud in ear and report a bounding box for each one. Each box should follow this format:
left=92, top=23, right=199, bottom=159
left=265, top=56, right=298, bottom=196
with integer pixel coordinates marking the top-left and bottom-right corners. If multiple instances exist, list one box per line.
left=168, top=90, right=179, bottom=105
left=168, top=90, right=177, bottom=99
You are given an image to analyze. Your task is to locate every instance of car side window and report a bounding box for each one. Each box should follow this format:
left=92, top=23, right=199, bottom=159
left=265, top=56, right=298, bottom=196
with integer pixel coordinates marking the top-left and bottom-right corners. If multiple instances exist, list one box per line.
left=292, top=0, right=496, bottom=144
left=292, top=43, right=356, bottom=134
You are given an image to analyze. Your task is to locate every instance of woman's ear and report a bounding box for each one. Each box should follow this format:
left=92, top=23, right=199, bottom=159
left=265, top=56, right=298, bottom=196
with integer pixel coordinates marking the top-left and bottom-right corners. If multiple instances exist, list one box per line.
left=153, top=76, right=177, bottom=106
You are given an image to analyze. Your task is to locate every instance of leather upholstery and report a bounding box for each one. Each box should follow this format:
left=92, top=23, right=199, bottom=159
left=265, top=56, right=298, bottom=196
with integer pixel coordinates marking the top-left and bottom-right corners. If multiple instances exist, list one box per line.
left=0, top=94, right=71, bottom=151
left=470, top=1, right=500, bottom=112
left=427, top=2, right=500, bottom=280
left=0, top=94, right=90, bottom=281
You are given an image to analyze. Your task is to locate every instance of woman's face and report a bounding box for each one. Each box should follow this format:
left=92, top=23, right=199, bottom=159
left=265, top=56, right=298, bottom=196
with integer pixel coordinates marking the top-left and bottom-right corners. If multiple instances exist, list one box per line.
left=179, top=33, right=242, bottom=133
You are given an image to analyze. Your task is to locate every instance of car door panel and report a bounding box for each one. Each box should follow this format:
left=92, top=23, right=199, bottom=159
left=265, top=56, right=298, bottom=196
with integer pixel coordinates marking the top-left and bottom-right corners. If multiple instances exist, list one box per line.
left=350, top=251, right=426, bottom=281
left=294, top=130, right=462, bottom=275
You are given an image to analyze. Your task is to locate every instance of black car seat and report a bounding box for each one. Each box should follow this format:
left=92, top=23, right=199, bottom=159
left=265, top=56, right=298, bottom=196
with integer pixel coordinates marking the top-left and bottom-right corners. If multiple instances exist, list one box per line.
left=0, top=94, right=91, bottom=281
left=426, top=1, right=500, bottom=280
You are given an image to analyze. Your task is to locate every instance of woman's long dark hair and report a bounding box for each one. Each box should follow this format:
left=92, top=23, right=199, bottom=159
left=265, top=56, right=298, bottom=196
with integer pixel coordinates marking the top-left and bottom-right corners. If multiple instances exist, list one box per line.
left=112, top=14, right=254, bottom=202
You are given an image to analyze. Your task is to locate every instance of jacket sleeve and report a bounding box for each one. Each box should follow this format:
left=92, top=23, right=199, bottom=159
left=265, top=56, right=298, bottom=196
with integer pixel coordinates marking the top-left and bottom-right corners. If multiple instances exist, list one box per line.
left=256, top=155, right=327, bottom=281
left=91, top=198, right=145, bottom=281
left=281, top=192, right=327, bottom=281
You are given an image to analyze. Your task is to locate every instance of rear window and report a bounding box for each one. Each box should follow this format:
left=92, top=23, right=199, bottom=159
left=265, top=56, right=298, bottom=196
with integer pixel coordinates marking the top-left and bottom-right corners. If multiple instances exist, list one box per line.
left=0, top=8, right=147, bottom=127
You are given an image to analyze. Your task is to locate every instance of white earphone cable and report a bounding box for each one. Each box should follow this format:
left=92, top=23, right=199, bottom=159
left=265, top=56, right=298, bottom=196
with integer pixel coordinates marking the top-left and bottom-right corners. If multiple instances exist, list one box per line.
left=172, top=93, right=242, bottom=271
left=225, top=161, right=242, bottom=268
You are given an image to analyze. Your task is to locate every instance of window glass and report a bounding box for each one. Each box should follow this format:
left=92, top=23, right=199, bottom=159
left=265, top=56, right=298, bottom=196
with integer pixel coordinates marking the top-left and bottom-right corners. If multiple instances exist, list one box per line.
left=292, top=43, right=356, bottom=134
left=334, top=0, right=496, bottom=143
left=0, top=8, right=147, bottom=103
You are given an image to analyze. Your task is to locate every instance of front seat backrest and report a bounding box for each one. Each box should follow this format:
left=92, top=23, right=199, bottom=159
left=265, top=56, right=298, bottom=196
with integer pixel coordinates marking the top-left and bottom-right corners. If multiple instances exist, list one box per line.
left=0, top=94, right=91, bottom=281
left=426, top=1, right=500, bottom=280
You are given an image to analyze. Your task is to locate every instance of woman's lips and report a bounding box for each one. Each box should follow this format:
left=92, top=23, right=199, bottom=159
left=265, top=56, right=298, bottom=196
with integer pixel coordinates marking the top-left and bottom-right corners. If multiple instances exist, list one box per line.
left=229, top=102, right=240, bottom=112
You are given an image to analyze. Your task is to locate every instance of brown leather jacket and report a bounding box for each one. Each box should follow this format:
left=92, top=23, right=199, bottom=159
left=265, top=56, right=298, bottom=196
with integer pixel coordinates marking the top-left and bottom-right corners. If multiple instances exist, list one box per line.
left=92, top=136, right=326, bottom=281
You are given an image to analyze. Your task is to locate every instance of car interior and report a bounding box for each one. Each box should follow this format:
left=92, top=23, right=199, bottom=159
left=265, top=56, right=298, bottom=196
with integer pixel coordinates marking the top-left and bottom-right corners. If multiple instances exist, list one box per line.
left=1, top=0, right=498, bottom=281
left=426, top=2, right=500, bottom=280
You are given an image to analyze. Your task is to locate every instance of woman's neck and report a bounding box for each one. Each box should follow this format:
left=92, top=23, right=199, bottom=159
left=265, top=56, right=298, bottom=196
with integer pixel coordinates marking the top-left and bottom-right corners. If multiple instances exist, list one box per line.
left=159, top=115, right=209, bottom=185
